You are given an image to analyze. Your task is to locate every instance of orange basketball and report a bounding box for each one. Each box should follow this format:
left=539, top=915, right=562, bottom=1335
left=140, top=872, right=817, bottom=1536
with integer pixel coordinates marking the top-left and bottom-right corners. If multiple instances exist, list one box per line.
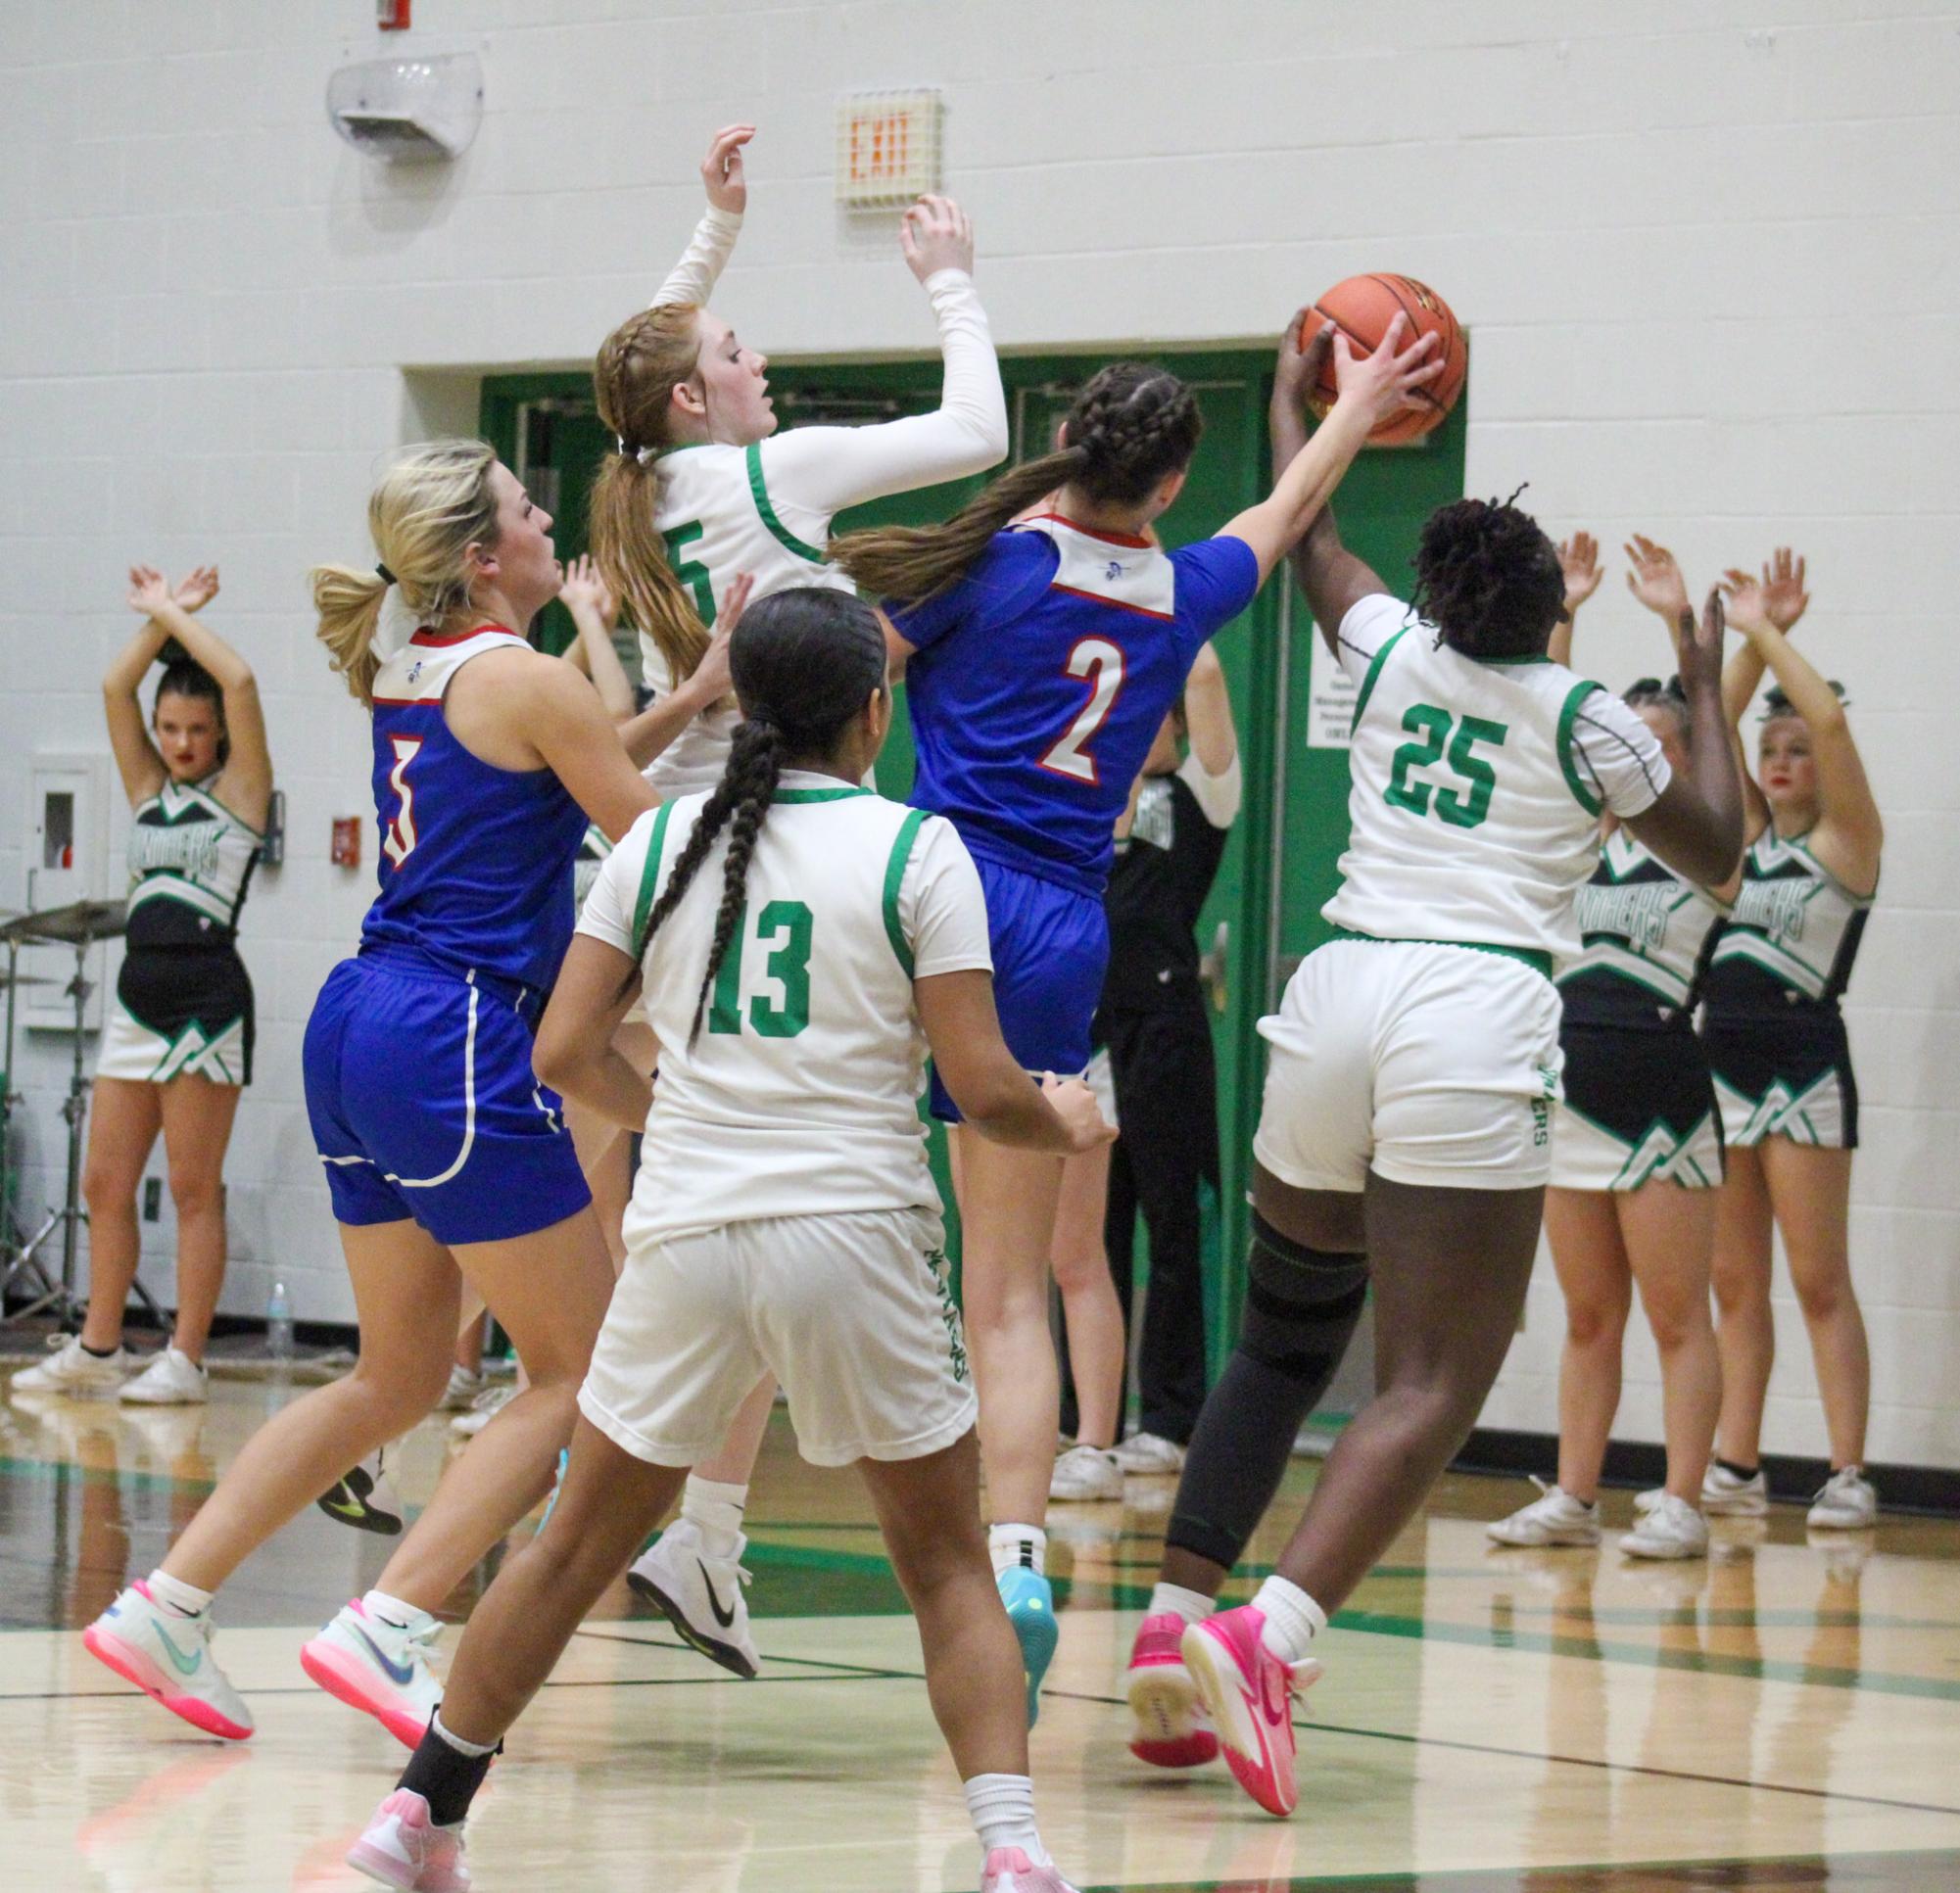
left=1303, top=273, right=1466, bottom=446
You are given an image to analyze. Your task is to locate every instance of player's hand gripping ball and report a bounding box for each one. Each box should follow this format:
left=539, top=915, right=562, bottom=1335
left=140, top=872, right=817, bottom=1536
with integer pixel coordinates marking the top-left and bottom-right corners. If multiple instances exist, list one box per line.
left=1305, top=274, right=1466, bottom=445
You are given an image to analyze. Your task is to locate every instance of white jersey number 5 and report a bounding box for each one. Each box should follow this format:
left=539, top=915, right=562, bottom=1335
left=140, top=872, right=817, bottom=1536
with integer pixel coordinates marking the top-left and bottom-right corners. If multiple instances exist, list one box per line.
left=1039, top=638, right=1125, bottom=784
left=382, top=736, right=422, bottom=868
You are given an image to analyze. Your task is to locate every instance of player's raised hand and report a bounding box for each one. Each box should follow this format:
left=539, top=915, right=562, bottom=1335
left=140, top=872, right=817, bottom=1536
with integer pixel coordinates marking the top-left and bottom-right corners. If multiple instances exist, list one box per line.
left=172, top=564, right=220, bottom=613
left=701, top=123, right=754, bottom=215
left=1275, top=309, right=1333, bottom=412
left=900, top=195, right=974, bottom=283
left=1680, top=587, right=1726, bottom=690
left=558, top=553, right=618, bottom=625
left=1040, top=1073, right=1118, bottom=1153
left=1331, top=311, right=1442, bottom=430
left=1624, top=535, right=1691, bottom=624
left=1557, top=533, right=1602, bottom=617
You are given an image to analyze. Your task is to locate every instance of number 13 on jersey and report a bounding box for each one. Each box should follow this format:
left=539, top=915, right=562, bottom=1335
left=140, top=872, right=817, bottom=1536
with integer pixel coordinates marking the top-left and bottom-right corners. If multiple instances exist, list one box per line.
left=1039, top=638, right=1125, bottom=784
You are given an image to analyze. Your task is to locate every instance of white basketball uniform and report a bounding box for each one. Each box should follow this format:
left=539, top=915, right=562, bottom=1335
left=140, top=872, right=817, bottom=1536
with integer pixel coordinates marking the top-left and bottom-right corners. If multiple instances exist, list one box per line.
left=576, top=774, right=994, bottom=1467
left=637, top=206, right=1007, bottom=800
left=1254, top=593, right=1669, bottom=1192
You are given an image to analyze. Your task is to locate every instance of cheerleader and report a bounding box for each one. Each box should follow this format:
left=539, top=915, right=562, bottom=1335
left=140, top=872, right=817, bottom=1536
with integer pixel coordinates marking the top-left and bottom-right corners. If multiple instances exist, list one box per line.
left=15, top=566, right=270, bottom=1405
left=1486, top=535, right=1734, bottom=1562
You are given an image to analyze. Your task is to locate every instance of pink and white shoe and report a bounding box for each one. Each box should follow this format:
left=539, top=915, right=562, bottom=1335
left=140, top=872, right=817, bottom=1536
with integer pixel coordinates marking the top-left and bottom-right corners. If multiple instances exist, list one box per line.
left=980, top=1847, right=1079, bottom=1892
left=346, top=1789, right=470, bottom=1891
left=301, top=1599, right=444, bottom=1749
left=81, top=1581, right=255, bottom=1741
left=1179, top=1604, right=1320, bottom=1818
left=1125, top=1611, right=1219, bottom=1768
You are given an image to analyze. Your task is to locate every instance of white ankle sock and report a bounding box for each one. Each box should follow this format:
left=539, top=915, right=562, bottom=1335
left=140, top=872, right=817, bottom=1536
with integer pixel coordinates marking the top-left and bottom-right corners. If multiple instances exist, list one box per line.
left=432, top=1711, right=498, bottom=1759
left=988, top=1523, right=1046, bottom=1581
left=682, top=1475, right=749, bottom=1561
left=362, top=1588, right=431, bottom=1631
left=146, top=1569, right=213, bottom=1618
left=1252, top=1575, right=1326, bottom=1664
left=1148, top=1581, right=1213, bottom=1626
left=964, top=1772, right=1048, bottom=1865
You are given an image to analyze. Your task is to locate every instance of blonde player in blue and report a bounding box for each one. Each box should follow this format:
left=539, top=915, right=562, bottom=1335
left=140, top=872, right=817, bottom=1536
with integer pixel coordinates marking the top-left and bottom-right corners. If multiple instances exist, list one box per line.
left=829, top=312, right=1444, bottom=1720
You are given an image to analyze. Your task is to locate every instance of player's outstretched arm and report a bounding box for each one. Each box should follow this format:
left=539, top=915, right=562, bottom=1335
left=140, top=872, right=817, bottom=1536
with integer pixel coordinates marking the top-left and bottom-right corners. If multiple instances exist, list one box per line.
left=1624, top=588, right=1746, bottom=886
left=651, top=123, right=752, bottom=309
left=535, top=933, right=654, bottom=1133
left=916, top=970, right=1114, bottom=1156
left=615, top=572, right=750, bottom=768
left=1549, top=532, right=1602, bottom=669
left=557, top=554, right=636, bottom=721
left=1232, top=314, right=1441, bottom=582
left=480, top=652, right=657, bottom=841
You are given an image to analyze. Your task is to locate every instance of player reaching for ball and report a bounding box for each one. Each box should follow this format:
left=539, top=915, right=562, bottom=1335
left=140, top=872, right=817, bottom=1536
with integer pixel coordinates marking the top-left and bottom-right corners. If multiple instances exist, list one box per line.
left=828, top=310, right=1443, bottom=1725
left=346, top=587, right=1111, bottom=1893
left=1121, top=323, right=1745, bottom=1819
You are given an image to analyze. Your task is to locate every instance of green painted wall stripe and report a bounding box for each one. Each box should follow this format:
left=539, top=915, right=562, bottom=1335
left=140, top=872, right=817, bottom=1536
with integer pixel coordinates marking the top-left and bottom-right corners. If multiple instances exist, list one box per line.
left=745, top=443, right=825, bottom=562
left=881, top=808, right=930, bottom=976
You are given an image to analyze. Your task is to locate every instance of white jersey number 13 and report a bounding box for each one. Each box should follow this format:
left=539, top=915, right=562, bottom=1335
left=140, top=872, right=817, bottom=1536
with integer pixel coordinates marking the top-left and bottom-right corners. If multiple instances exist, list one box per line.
left=1039, top=638, right=1125, bottom=784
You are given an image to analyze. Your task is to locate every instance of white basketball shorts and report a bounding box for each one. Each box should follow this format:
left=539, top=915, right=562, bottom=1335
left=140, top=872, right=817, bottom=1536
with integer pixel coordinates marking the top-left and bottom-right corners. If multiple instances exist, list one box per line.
left=579, top=1205, right=976, bottom=1470
left=1251, top=936, right=1564, bottom=1194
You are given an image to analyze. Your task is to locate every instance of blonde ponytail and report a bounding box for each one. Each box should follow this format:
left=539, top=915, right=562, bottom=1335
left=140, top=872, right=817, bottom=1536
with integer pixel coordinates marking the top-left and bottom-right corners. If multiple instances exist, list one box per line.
left=310, top=566, right=391, bottom=705
left=310, top=439, right=500, bottom=706
left=591, top=303, right=714, bottom=684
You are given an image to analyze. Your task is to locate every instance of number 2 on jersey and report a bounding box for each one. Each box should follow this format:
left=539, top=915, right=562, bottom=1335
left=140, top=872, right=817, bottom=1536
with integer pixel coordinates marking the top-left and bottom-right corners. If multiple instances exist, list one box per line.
left=382, top=736, right=422, bottom=867
left=1038, top=637, right=1125, bottom=784
left=1384, top=705, right=1507, bottom=829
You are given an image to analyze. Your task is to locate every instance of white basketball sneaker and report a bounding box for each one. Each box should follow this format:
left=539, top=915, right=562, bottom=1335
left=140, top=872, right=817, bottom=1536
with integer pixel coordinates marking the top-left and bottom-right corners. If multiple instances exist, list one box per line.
left=1049, top=1443, right=1123, bottom=1501
left=301, top=1599, right=445, bottom=1749
left=448, top=1385, right=514, bottom=1440
left=14, top=1334, right=128, bottom=1396
left=1806, top=1466, right=1878, bottom=1530
left=627, top=1518, right=759, bottom=1679
left=82, top=1581, right=255, bottom=1740
left=1619, top=1493, right=1710, bottom=1560
left=119, top=1347, right=210, bottom=1406
left=1486, top=1477, right=1601, bottom=1547
left=1639, top=1463, right=1772, bottom=1518
left=347, top=1789, right=470, bottom=1892
left=1110, top=1431, right=1186, bottom=1475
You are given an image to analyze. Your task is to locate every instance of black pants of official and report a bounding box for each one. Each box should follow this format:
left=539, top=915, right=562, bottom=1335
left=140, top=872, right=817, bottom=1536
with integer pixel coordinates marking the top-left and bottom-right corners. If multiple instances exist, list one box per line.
left=1092, top=1000, right=1219, bottom=1444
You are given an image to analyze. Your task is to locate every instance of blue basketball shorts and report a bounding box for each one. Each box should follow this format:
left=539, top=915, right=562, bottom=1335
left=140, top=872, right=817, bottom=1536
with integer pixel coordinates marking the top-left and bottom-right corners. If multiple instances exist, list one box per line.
left=930, top=856, right=1109, bottom=1123
left=304, top=951, right=592, bottom=1247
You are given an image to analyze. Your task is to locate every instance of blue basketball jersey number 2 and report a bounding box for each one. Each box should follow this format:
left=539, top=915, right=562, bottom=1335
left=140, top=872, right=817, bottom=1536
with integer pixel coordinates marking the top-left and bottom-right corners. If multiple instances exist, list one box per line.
left=1038, top=637, right=1125, bottom=785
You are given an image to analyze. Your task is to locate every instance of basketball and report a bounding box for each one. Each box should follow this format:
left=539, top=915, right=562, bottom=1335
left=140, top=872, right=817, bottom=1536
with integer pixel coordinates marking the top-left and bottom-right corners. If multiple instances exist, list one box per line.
left=1304, top=273, right=1466, bottom=445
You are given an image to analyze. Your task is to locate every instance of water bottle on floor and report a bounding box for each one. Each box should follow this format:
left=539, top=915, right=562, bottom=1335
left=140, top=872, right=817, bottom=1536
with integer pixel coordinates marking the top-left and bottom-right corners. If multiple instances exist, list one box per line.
left=266, top=1280, right=293, bottom=1362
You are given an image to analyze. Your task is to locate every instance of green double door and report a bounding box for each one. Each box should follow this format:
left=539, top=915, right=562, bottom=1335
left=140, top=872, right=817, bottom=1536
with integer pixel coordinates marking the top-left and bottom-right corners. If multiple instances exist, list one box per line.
left=483, top=353, right=1466, bottom=1378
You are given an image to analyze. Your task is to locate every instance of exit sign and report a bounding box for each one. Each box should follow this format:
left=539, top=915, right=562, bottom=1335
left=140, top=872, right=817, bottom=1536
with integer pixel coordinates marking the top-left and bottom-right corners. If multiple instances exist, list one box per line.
left=835, top=88, right=943, bottom=207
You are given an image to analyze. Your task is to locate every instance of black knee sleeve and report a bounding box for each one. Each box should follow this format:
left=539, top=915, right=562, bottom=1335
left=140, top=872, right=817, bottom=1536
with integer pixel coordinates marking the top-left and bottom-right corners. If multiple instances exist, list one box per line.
left=1167, top=1212, right=1368, bottom=1572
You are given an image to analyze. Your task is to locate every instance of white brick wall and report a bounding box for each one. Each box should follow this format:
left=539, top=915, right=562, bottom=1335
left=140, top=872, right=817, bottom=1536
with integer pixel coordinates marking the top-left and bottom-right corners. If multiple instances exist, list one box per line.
left=2, top=3, right=1956, bottom=1465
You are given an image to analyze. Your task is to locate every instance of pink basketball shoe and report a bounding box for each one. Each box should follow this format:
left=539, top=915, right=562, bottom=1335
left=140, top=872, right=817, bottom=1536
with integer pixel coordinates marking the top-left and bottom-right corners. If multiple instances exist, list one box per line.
left=980, top=1847, right=1079, bottom=1892
left=1125, top=1611, right=1219, bottom=1768
left=1179, top=1604, right=1320, bottom=1817
left=346, top=1789, right=469, bottom=1891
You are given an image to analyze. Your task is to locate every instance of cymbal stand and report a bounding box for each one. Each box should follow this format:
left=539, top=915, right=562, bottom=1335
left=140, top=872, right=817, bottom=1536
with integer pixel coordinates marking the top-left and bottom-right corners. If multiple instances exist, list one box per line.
left=1, top=936, right=163, bottom=1332
left=0, top=931, right=60, bottom=1320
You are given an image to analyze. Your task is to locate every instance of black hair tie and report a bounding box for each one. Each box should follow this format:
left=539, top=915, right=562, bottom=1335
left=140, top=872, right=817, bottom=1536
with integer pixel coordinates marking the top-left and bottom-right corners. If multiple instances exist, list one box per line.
left=375, top=562, right=396, bottom=587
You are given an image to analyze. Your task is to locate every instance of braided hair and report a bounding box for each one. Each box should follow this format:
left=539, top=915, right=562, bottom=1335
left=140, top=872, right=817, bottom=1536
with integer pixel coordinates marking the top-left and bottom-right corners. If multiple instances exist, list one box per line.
left=830, top=362, right=1203, bottom=604
left=1410, top=490, right=1566, bottom=661
left=634, top=588, right=889, bottom=1044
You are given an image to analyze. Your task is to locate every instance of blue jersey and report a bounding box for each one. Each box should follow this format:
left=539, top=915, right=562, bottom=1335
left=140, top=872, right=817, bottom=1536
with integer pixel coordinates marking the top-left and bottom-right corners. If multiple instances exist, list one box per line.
left=890, top=514, right=1259, bottom=896
left=360, top=627, right=588, bottom=995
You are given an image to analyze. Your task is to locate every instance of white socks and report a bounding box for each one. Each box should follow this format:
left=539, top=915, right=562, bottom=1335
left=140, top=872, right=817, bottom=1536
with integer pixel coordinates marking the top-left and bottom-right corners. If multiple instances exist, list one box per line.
left=987, top=1523, right=1046, bottom=1581
left=362, top=1587, right=433, bottom=1631
left=1253, top=1574, right=1326, bottom=1665
left=683, top=1475, right=749, bottom=1562
left=432, top=1711, right=497, bottom=1759
left=964, top=1773, right=1047, bottom=1865
left=147, top=1569, right=213, bottom=1617
left=1148, top=1582, right=1213, bottom=1627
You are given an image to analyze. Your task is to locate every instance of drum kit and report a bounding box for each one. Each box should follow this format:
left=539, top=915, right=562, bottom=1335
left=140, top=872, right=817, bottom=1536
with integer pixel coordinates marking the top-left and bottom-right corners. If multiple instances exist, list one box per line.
left=0, top=896, right=163, bottom=1330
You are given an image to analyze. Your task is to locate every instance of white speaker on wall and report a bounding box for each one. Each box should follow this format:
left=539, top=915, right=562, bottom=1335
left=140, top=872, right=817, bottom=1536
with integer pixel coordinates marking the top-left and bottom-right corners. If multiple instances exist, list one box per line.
left=326, top=51, right=483, bottom=163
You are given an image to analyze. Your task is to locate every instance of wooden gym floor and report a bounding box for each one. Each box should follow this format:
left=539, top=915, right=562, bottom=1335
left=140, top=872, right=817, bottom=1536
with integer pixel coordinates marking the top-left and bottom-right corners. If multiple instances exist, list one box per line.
left=3, top=1366, right=1958, bottom=1892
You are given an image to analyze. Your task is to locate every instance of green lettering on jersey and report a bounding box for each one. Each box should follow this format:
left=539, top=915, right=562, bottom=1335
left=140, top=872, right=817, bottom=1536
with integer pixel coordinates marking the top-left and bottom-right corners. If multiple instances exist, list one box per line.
left=1383, top=703, right=1508, bottom=831
left=662, top=520, right=716, bottom=628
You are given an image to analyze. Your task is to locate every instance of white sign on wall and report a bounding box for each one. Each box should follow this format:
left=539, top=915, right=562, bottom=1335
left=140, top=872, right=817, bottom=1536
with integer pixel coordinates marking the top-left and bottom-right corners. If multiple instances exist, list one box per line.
left=1305, top=632, right=1359, bottom=749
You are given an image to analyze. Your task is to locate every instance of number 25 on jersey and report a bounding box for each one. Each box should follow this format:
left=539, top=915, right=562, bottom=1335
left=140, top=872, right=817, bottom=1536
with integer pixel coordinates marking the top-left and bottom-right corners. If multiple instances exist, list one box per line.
left=1384, top=705, right=1506, bottom=830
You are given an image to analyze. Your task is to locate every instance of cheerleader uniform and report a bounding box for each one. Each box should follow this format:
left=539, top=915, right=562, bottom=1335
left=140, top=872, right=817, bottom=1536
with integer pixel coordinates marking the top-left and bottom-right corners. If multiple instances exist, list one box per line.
left=1549, top=830, right=1728, bottom=1191
left=1698, top=829, right=1873, bottom=1149
left=98, top=773, right=260, bottom=1086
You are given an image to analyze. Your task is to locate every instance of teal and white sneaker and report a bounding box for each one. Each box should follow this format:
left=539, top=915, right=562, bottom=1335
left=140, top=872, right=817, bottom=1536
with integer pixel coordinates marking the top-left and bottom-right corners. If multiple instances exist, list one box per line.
left=996, top=1566, right=1057, bottom=1728
left=82, top=1582, right=254, bottom=1740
